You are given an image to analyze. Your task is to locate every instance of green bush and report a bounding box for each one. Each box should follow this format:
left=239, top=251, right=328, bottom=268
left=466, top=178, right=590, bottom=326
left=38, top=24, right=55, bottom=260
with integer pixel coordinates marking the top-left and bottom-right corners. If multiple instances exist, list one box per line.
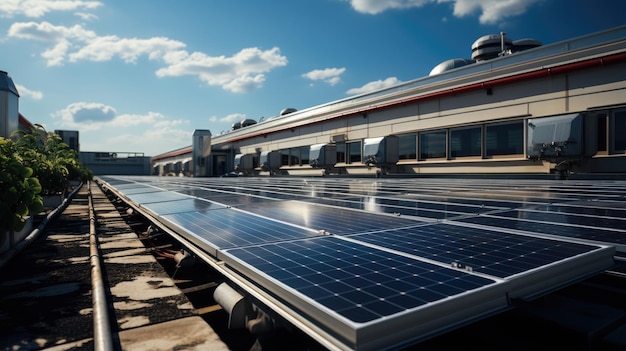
left=0, top=138, right=44, bottom=232
left=12, top=124, right=92, bottom=195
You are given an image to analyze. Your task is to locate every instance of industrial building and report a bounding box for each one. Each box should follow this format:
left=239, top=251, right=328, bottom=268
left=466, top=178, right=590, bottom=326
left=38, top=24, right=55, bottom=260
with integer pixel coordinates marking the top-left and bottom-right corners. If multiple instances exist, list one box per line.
left=152, top=26, right=626, bottom=179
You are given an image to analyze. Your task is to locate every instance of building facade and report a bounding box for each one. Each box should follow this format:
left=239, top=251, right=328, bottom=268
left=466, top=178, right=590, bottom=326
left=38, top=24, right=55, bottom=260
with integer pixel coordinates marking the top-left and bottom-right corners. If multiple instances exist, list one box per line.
left=152, top=26, right=626, bottom=178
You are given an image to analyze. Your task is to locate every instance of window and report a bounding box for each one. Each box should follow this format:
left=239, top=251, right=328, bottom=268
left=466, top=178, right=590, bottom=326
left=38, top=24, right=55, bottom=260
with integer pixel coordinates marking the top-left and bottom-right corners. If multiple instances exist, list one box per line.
left=336, top=143, right=346, bottom=163
left=596, top=113, right=608, bottom=154
left=419, top=130, right=447, bottom=159
left=450, top=126, right=482, bottom=158
left=347, top=141, right=362, bottom=164
left=300, top=146, right=310, bottom=166
left=289, top=147, right=301, bottom=166
left=398, top=133, right=417, bottom=160
left=280, top=150, right=289, bottom=166
left=613, top=109, right=626, bottom=152
left=485, top=121, right=524, bottom=157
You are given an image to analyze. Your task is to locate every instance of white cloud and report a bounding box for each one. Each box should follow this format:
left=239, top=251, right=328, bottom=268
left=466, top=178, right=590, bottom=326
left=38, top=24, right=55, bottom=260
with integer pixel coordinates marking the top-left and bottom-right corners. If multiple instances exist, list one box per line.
left=75, top=12, right=98, bottom=21
left=347, top=0, right=433, bottom=14
left=346, top=77, right=402, bottom=95
left=102, top=120, right=192, bottom=156
left=8, top=22, right=184, bottom=66
left=157, top=47, right=288, bottom=93
left=347, top=0, right=542, bottom=24
left=445, top=0, right=543, bottom=24
left=8, top=21, right=287, bottom=92
left=302, top=67, right=346, bottom=86
left=69, top=35, right=186, bottom=63
left=53, top=102, right=116, bottom=129
left=52, top=101, right=192, bottom=155
left=0, top=0, right=102, bottom=18
left=15, top=84, right=43, bottom=100
left=220, top=113, right=247, bottom=123
left=8, top=21, right=96, bottom=42
left=54, top=102, right=179, bottom=131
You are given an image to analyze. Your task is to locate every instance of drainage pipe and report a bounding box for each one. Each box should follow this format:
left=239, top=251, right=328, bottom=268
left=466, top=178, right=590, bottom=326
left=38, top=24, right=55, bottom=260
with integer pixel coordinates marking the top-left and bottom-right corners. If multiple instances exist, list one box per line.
left=88, top=181, right=114, bottom=351
left=0, top=182, right=83, bottom=269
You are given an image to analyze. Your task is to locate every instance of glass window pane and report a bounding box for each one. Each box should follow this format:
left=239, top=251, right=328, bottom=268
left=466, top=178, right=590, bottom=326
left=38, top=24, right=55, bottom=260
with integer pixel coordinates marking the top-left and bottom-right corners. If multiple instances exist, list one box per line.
left=336, top=143, right=346, bottom=163
left=348, top=141, right=362, bottom=164
left=614, top=110, right=626, bottom=152
left=419, top=130, right=447, bottom=159
left=290, top=147, right=300, bottom=166
left=398, top=134, right=417, bottom=160
left=597, top=114, right=608, bottom=152
left=450, top=126, right=482, bottom=157
left=300, top=146, right=310, bottom=166
left=485, top=121, right=524, bottom=156
left=281, top=150, right=289, bottom=166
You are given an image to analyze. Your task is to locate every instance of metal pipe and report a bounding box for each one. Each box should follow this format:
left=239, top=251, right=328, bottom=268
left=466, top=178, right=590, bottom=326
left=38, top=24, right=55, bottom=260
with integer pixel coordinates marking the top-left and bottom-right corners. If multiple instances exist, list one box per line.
left=89, top=181, right=114, bottom=351
left=0, top=182, right=83, bottom=269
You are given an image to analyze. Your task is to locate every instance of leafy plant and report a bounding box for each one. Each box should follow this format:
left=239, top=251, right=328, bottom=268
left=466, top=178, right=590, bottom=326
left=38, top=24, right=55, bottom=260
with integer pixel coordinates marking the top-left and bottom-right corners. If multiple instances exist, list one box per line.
left=0, top=138, right=44, bottom=232
left=11, top=124, right=91, bottom=195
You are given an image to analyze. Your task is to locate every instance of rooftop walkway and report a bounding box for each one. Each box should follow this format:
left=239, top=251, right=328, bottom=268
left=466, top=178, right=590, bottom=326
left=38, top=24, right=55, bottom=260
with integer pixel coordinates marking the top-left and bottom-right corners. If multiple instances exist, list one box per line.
left=0, top=182, right=229, bottom=351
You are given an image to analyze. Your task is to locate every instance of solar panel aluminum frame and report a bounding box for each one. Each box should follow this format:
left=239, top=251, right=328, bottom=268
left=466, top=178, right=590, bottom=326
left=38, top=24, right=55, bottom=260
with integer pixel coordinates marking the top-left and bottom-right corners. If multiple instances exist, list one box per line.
left=219, top=247, right=510, bottom=351
left=505, top=243, right=615, bottom=300
left=445, top=222, right=618, bottom=299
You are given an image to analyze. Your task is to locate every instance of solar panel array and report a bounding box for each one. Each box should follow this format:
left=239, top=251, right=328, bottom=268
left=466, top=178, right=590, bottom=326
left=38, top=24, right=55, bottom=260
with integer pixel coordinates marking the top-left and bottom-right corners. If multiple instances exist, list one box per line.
left=98, top=176, right=620, bottom=350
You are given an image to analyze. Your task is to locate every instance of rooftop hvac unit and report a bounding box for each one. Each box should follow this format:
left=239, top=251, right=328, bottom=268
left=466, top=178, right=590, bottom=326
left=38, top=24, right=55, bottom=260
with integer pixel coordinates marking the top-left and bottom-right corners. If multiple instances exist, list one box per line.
left=309, top=143, right=336, bottom=168
left=471, top=33, right=513, bottom=61
left=527, top=113, right=583, bottom=159
left=234, top=153, right=254, bottom=172
left=259, top=151, right=281, bottom=171
left=363, top=136, right=398, bottom=166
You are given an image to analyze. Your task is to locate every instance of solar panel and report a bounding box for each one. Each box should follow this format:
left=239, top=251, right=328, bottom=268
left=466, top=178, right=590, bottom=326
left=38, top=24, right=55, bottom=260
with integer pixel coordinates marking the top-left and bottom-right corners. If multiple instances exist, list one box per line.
left=236, top=200, right=430, bottom=234
left=456, top=215, right=626, bottom=247
left=160, top=208, right=322, bottom=256
left=531, top=204, right=626, bottom=218
left=348, top=223, right=605, bottom=279
left=221, top=236, right=508, bottom=350
left=494, top=209, right=626, bottom=231
left=140, top=198, right=227, bottom=216
left=176, top=188, right=283, bottom=207
left=102, top=182, right=163, bottom=195
left=96, top=175, right=620, bottom=351
left=125, top=190, right=191, bottom=204
left=301, top=195, right=499, bottom=220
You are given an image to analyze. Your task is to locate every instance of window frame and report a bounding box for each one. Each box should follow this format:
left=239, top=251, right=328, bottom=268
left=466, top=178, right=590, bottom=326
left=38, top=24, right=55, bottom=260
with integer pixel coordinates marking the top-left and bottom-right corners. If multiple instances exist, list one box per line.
left=418, top=130, right=447, bottom=161
left=610, top=108, right=626, bottom=154
left=398, top=133, right=417, bottom=161
left=449, top=125, right=483, bottom=159
left=484, top=120, right=525, bottom=159
left=347, top=141, right=362, bottom=164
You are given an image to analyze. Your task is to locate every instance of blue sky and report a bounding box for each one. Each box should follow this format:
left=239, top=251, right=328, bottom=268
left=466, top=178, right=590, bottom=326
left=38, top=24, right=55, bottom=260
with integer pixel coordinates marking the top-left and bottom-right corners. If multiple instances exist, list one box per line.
left=2, top=0, right=625, bottom=156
